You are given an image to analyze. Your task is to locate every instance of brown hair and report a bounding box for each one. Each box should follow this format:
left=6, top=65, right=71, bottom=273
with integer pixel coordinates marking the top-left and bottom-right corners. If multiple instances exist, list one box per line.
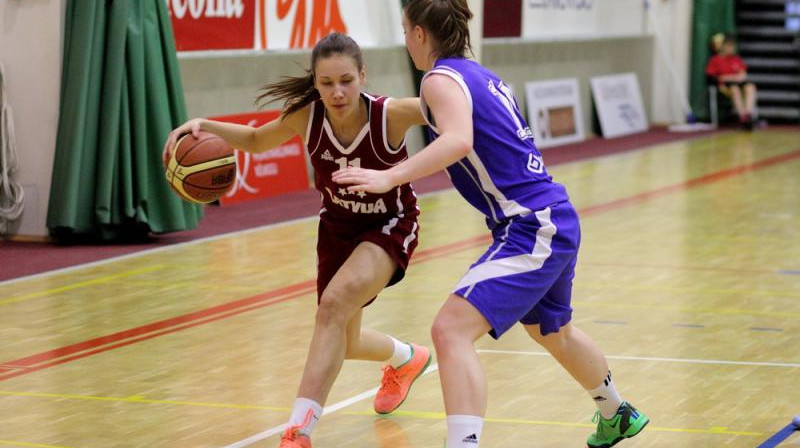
left=404, top=0, right=473, bottom=59
left=256, top=32, right=364, bottom=116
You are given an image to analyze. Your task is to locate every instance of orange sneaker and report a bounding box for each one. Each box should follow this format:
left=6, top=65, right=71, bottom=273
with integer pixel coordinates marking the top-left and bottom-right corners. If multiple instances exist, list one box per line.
left=374, top=343, right=432, bottom=414
left=278, top=426, right=311, bottom=448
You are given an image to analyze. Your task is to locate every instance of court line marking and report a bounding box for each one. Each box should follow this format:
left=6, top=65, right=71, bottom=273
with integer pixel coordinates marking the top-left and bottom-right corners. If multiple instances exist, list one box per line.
left=2, top=148, right=800, bottom=382
left=572, top=299, right=800, bottom=319
left=577, top=282, right=800, bottom=300
left=0, top=265, right=165, bottom=306
left=0, top=282, right=316, bottom=382
left=0, top=442, right=77, bottom=448
left=0, top=390, right=288, bottom=411
left=477, top=349, right=800, bottom=368
left=349, top=410, right=764, bottom=437
left=756, top=422, right=800, bottom=448
left=0, top=215, right=318, bottom=288
left=0, top=187, right=457, bottom=288
left=218, top=364, right=440, bottom=448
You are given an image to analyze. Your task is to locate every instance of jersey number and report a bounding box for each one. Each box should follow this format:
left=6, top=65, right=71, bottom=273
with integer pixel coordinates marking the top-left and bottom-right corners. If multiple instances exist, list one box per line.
left=335, top=157, right=361, bottom=170
left=488, top=80, right=533, bottom=140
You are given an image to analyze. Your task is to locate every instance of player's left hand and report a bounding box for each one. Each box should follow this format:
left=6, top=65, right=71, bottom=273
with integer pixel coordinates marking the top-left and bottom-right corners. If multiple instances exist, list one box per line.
left=332, top=167, right=395, bottom=194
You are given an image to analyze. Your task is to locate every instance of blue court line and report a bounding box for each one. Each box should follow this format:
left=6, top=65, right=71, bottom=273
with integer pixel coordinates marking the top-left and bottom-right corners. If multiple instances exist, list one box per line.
left=593, top=320, right=627, bottom=325
left=755, top=423, right=798, bottom=448
left=750, top=327, right=784, bottom=332
left=673, top=323, right=705, bottom=328
left=779, top=270, right=800, bottom=275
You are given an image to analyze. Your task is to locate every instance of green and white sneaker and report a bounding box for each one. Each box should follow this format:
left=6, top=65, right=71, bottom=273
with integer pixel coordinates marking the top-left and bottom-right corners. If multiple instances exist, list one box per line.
left=587, top=402, right=649, bottom=448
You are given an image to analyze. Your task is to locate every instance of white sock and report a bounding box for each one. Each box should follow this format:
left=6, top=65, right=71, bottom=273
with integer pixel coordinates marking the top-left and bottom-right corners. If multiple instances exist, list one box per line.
left=387, top=337, right=413, bottom=368
left=447, top=415, right=483, bottom=447
left=587, top=371, right=623, bottom=419
left=288, top=398, right=323, bottom=436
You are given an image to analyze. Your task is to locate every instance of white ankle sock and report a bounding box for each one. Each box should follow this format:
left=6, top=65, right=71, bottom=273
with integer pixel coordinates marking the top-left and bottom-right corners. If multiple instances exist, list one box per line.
left=447, top=414, right=483, bottom=447
left=387, top=337, right=413, bottom=368
left=587, top=371, right=623, bottom=419
left=288, top=397, right=323, bottom=436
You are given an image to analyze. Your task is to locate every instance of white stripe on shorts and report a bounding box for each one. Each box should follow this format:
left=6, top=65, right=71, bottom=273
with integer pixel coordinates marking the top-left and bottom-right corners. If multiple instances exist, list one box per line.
left=455, top=207, right=556, bottom=290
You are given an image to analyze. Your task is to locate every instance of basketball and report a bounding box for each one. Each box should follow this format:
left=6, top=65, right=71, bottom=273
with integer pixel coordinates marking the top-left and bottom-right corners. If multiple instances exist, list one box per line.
left=165, top=131, right=237, bottom=203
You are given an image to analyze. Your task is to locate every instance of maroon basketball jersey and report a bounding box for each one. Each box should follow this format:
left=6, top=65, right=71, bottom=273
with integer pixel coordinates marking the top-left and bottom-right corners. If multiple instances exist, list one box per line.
left=306, top=93, right=418, bottom=223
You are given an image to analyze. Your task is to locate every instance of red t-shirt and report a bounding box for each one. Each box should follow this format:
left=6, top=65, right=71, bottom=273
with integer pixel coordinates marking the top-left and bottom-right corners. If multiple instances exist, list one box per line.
left=706, top=54, right=748, bottom=78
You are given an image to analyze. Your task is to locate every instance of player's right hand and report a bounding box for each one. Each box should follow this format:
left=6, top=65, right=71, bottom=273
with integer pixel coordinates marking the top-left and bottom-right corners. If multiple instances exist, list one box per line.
left=162, top=118, right=205, bottom=169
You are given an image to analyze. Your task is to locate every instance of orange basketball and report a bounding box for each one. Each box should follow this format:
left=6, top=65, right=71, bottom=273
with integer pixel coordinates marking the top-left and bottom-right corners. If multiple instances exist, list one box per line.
left=165, top=131, right=236, bottom=204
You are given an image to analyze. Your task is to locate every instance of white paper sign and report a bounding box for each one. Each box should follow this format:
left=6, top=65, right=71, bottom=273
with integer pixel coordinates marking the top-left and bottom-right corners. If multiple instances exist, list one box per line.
left=590, top=73, right=648, bottom=138
left=525, top=78, right=585, bottom=148
left=523, top=0, right=645, bottom=39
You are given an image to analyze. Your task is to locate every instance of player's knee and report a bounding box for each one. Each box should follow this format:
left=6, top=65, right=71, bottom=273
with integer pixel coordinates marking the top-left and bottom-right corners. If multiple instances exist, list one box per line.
left=529, top=324, right=572, bottom=351
left=430, top=313, right=462, bottom=351
left=316, top=292, right=352, bottom=328
left=344, top=339, right=360, bottom=359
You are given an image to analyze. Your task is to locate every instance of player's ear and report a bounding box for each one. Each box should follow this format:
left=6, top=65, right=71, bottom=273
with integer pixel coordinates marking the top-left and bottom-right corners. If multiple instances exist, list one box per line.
left=359, top=66, right=367, bottom=85
left=415, top=25, right=426, bottom=45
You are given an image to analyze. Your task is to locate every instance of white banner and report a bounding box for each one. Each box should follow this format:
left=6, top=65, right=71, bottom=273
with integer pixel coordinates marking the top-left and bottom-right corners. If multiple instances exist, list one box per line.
left=590, top=73, right=648, bottom=138
left=522, top=0, right=645, bottom=39
left=266, top=0, right=403, bottom=49
left=171, top=0, right=404, bottom=52
left=525, top=78, right=585, bottom=148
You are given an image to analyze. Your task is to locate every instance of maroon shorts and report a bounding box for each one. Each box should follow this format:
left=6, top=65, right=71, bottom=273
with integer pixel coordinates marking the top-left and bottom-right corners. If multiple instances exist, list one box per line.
left=316, top=211, right=419, bottom=305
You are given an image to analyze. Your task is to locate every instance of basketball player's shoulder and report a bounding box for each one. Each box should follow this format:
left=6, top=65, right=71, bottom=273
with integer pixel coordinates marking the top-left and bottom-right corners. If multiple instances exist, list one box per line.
left=282, top=103, right=314, bottom=137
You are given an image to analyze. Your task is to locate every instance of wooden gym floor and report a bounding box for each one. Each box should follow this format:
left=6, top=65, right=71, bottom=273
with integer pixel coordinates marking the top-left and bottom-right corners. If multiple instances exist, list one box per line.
left=1, top=129, right=799, bottom=448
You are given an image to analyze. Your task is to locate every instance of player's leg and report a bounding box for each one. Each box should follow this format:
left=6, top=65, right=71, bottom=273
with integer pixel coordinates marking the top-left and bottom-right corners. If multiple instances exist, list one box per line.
left=280, top=241, right=396, bottom=447
left=744, top=82, right=757, bottom=119
left=522, top=265, right=648, bottom=447
left=343, top=309, right=431, bottom=414
left=728, top=84, right=747, bottom=122
left=432, top=293, right=492, bottom=448
left=343, top=308, right=394, bottom=362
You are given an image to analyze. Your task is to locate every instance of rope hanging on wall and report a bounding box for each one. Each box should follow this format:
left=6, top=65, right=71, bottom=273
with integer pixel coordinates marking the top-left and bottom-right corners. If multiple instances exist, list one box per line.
left=0, top=63, right=24, bottom=234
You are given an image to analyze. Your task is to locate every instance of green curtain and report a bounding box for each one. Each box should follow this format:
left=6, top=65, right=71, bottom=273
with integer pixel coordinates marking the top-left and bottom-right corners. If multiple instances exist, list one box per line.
left=48, top=0, right=202, bottom=242
left=689, top=0, right=736, bottom=121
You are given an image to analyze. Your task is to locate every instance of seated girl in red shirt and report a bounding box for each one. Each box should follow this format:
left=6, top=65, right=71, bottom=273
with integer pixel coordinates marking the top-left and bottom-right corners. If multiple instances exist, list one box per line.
left=706, top=35, right=758, bottom=128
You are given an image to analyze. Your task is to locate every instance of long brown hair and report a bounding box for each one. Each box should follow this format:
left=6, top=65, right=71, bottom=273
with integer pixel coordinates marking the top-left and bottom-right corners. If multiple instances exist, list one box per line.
left=404, top=0, right=473, bottom=59
left=256, top=32, right=365, bottom=116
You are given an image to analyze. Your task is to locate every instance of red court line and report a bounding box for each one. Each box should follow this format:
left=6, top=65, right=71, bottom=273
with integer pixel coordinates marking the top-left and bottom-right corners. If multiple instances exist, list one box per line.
left=2, top=148, right=799, bottom=382
left=579, top=148, right=800, bottom=217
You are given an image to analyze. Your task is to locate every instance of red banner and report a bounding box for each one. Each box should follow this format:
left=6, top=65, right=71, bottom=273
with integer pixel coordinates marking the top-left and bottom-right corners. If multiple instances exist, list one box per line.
left=167, top=0, right=257, bottom=51
left=209, top=111, right=310, bottom=206
left=483, top=0, right=522, bottom=38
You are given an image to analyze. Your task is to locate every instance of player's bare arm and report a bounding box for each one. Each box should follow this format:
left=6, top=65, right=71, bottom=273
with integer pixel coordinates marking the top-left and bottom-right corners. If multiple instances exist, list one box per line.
left=162, top=106, right=310, bottom=167
left=332, top=74, right=472, bottom=193
left=386, top=97, right=426, bottom=148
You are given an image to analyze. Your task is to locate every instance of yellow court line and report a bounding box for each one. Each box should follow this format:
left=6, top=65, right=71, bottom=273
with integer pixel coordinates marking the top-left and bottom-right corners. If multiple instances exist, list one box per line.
left=573, top=298, right=800, bottom=319
left=0, top=265, right=164, bottom=307
left=578, top=282, right=800, bottom=300
left=0, top=392, right=767, bottom=439
left=0, top=441, right=78, bottom=448
left=0, top=390, right=287, bottom=412
left=353, top=410, right=765, bottom=437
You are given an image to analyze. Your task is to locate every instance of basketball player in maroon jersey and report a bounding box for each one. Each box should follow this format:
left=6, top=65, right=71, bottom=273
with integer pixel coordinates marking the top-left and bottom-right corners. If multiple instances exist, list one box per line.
left=163, top=33, right=431, bottom=448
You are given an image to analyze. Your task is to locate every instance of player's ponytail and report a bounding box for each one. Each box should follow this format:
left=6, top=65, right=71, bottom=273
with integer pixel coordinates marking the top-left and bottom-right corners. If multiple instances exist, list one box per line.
left=257, top=32, right=364, bottom=117
left=404, top=0, right=473, bottom=59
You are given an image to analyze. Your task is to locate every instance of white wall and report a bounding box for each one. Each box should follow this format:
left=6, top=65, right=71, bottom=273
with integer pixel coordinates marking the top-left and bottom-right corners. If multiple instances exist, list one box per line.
left=647, top=0, right=694, bottom=125
left=0, top=0, right=65, bottom=238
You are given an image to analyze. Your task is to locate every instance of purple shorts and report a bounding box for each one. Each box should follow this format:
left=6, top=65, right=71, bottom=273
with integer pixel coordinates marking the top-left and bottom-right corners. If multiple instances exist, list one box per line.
left=453, top=202, right=580, bottom=339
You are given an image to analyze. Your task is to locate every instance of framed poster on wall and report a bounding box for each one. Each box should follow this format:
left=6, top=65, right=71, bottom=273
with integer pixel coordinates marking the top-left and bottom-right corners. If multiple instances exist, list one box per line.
left=590, top=73, right=648, bottom=138
left=525, top=78, right=585, bottom=148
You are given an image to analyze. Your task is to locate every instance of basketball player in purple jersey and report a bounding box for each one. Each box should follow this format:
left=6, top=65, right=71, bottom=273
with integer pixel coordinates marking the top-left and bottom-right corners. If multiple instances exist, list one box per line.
left=163, top=33, right=432, bottom=448
left=333, top=1, right=649, bottom=447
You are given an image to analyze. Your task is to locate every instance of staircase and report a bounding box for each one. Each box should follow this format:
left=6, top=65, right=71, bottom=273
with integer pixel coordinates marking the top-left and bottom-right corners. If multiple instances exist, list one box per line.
left=736, top=0, right=800, bottom=122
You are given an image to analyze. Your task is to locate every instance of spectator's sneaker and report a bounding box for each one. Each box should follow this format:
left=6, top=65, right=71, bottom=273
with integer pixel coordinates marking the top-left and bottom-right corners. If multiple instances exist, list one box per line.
left=373, top=343, right=432, bottom=414
left=278, top=426, right=311, bottom=448
left=587, top=402, right=649, bottom=448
